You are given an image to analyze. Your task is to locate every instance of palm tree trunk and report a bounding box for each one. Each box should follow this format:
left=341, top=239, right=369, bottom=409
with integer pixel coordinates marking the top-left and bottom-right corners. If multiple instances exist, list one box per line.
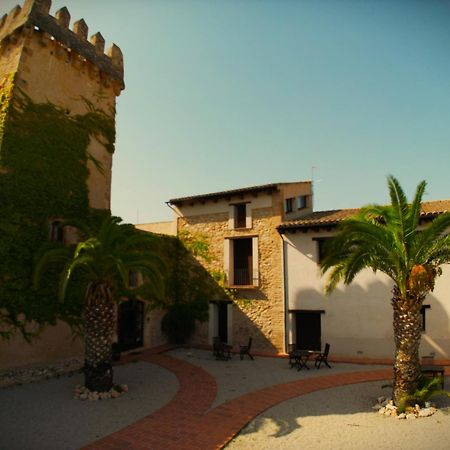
left=391, top=286, right=424, bottom=405
left=84, top=281, right=115, bottom=392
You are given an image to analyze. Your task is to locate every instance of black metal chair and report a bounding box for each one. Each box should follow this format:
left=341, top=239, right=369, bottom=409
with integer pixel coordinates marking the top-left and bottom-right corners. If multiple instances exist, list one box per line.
left=315, top=343, right=331, bottom=369
left=213, top=336, right=231, bottom=361
left=421, top=356, right=445, bottom=389
left=287, top=344, right=297, bottom=367
left=240, top=337, right=254, bottom=360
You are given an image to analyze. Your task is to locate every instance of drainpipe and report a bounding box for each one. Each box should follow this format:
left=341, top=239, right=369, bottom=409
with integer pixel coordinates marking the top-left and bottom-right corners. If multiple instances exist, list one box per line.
left=165, top=201, right=183, bottom=236
left=165, top=201, right=183, bottom=218
left=280, top=232, right=290, bottom=354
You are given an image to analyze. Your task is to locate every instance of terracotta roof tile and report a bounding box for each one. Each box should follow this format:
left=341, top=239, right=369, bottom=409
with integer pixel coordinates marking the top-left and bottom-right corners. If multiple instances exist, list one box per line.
left=279, top=200, right=450, bottom=231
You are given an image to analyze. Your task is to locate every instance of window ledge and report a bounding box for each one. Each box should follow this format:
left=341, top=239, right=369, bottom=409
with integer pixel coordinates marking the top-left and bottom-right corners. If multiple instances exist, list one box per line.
left=228, top=285, right=258, bottom=290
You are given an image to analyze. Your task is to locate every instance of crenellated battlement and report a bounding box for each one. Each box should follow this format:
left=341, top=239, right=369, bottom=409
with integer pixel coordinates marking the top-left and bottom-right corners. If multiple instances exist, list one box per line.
left=0, top=0, right=124, bottom=90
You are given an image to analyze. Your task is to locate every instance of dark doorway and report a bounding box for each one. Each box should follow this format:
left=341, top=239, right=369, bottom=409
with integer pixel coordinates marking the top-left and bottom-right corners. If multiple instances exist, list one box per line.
left=218, top=302, right=228, bottom=343
left=295, top=311, right=322, bottom=351
left=118, top=300, right=144, bottom=351
left=233, top=238, right=252, bottom=285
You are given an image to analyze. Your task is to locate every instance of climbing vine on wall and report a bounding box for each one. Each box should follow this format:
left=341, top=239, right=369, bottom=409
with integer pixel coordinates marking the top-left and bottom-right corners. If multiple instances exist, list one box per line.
left=0, top=73, right=114, bottom=339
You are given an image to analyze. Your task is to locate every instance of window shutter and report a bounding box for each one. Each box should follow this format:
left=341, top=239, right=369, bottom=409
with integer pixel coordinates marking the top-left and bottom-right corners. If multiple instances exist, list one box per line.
left=245, top=204, right=252, bottom=229
left=224, top=239, right=233, bottom=286
left=252, top=236, right=259, bottom=287
left=228, top=205, right=235, bottom=229
left=227, top=303, right=233, bottom=344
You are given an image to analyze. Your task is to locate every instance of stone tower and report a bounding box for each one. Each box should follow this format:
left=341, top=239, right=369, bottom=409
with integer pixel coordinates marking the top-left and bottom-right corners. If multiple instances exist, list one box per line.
left=0, top=0, right=124, bottom=209
left=0, top=0, right=124, bottom=370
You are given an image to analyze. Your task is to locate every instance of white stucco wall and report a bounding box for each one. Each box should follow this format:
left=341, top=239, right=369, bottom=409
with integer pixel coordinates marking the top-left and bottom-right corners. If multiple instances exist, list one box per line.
left=283, top=231, right=450, bottom=359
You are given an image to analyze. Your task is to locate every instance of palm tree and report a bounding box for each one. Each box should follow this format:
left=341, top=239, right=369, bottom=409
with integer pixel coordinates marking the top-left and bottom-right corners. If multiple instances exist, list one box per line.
left=320, top=176, right=450, bottom=404
left=34, top=215, right=165, bottom=392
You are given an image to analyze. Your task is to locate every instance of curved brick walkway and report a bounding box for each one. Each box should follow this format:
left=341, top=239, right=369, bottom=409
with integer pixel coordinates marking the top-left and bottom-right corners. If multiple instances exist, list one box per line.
left=84, top=352, right=393, bottom=450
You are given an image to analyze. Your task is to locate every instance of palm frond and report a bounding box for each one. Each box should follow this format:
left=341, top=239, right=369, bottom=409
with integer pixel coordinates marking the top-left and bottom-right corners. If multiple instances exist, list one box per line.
left=74, top=238, right=100, bottom=259
left=59, top=255, right=95, bottom=300
left=33, top=247, right=72, bottom=289
left=406, top=180, right=427, bottom=235
left=413, top=213, right=450, bottom=263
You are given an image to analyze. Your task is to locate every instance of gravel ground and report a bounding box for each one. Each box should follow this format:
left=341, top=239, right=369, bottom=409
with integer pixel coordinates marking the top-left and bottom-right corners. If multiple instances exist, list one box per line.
left=168, top=349, right=450, bottom=450
left=0, top=361, right=178, bottom=450
left=1, top=349, right=448, bottom=450
left=225, top=381, right=450, bottom=450
left=167, top=347, right=388, bottom=408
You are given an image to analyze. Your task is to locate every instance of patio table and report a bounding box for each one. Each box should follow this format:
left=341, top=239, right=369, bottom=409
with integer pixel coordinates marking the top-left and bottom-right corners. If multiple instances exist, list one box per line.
left=289, top=349, right=319, bottom=371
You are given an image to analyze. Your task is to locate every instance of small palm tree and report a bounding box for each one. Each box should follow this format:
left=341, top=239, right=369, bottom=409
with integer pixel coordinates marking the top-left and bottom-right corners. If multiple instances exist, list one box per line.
left=320, top=176, right=450, bottom=404
left=34, top=215, right=165, bottom=392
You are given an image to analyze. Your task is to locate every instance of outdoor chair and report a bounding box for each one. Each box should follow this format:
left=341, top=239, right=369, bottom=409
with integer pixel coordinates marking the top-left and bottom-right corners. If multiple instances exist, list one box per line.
left=287, top=344, right=298, bottom=367
left=315, top=343, right=331, bottom=369
left=421, top=355, right=445, bottom=389
left=213, top=336, right=232, bottom=361
left=240, top=337, right=254, bottom=360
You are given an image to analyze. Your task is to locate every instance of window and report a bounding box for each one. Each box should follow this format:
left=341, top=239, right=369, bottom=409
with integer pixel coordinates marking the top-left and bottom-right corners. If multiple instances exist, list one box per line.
left=129, top=271, right=140, bottom=288
left=235, top=203, right=247, bottom=229
left=297, top=195, right=307, bottom=210
left=285, top=198, right=294, bottom=213
left=224, top=237, right=259, bottom=287
left=50, top=220, right=64, bottom=242
left=229, top=202, right=251, bottom=229
left=314, top=237, right=331, bottom=263
left=421, top=305, right=430, bottom=332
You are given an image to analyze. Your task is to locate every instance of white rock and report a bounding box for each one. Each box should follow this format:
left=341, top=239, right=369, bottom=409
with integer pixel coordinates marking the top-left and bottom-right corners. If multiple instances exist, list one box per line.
left=377, top=396, right=386, bottom=404
left=79, top=393, right=88, bottom=400
left=406, top=413, right=416, bottom=420
left=418, top=408, right=434, bottom=418
left=397, top=413, right=406, bottom=419
left=378, top=407, right=386, bottom=415
left=372, top=403, right=383, bottom=410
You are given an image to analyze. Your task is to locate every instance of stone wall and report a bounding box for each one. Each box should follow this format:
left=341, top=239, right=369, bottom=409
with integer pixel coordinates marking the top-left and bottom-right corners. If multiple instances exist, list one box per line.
left=178, top=206, right=285, bottom=353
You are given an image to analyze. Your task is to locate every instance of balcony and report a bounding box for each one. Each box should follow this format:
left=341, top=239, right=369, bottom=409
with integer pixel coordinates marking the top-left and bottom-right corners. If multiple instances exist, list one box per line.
left=230, top=268, right=259, bottom=288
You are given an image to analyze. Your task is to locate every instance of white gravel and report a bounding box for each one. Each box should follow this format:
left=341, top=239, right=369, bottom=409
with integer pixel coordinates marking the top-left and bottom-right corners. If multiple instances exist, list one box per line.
left=1, top=348, right=448, bottom=450
left=0, top=361, right=178, bottom=450
left=226, top=381, right=450, bottom=450
left=167, top=347, right=388, bottom=408
left=168, top=349, right=450, bottom=450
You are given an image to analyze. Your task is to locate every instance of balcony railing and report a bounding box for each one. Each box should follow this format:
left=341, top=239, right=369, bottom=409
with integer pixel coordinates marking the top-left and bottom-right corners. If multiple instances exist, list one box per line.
left=231, top=268, right=259, bottom=287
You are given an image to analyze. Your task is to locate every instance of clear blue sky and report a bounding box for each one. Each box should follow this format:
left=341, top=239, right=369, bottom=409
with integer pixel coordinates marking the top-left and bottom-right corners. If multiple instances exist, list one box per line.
left=4, top=0, right=450, bottom=223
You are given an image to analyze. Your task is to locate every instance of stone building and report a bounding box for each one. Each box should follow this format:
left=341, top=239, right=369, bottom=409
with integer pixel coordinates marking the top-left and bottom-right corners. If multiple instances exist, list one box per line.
left=0, top=0, right=124, bottom=370
left=166, top=182, right=313, bottom=353
left=144, top=185, right=450, bottom=361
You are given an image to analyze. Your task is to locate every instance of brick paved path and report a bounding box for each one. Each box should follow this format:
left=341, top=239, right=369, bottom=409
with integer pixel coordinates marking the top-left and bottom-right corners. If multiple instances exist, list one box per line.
left=84, top=351, right=393, bottom=450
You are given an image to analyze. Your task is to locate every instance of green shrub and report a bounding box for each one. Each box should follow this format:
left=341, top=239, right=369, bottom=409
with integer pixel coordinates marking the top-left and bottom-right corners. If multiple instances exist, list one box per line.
left=161, top=304, right=196, bottom=344
left=397, top=376, right=450, bottom=412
